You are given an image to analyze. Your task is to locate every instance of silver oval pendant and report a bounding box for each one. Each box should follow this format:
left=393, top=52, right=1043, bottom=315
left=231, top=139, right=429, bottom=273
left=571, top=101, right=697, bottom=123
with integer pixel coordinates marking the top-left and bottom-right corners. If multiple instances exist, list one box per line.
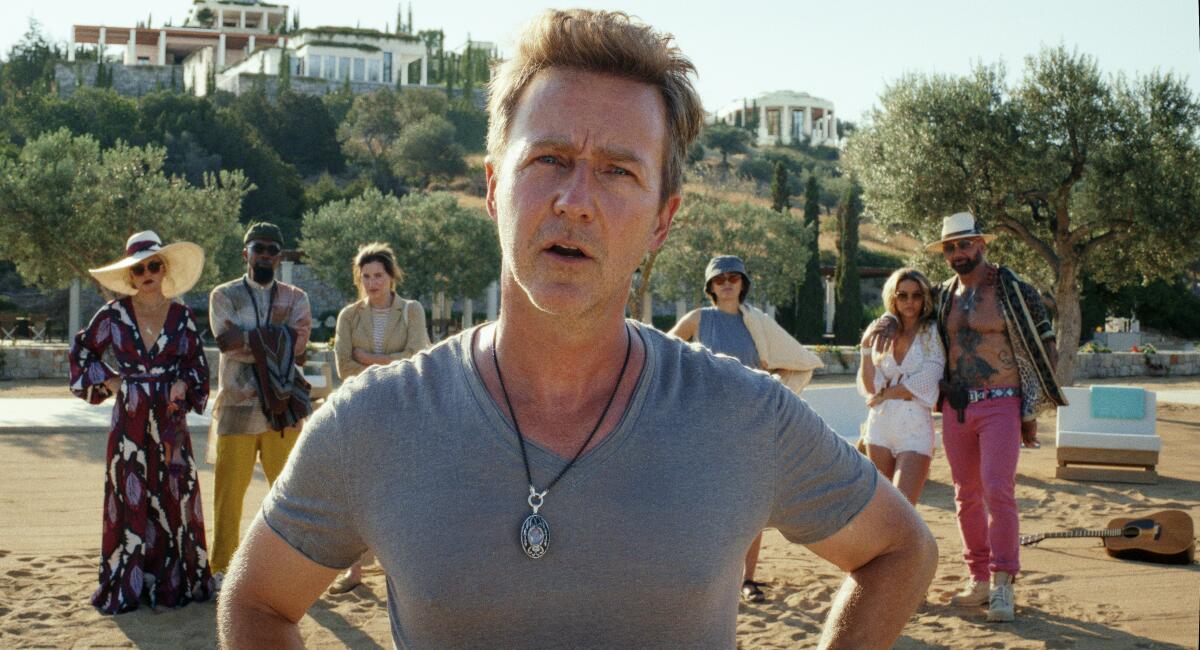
left=520, top=514, right=550, bottom=559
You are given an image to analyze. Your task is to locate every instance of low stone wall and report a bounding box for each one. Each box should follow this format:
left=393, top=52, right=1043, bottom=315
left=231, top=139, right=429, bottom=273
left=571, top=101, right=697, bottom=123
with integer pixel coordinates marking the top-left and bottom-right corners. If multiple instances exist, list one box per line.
left=807, top=349, right=1200, bottom=380
left=2, top=344, right=1197, bottom=382
left=0, top=345, right=221, bottom=381
left=1074, top=351, right=1200, bottom=379
left=812, top=347, right=862, bottom=376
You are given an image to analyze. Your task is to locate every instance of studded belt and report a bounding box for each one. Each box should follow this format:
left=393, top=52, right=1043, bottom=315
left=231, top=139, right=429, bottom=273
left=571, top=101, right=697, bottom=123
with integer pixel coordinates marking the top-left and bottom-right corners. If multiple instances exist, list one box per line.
left=966, top=386, right=1019, bottom=404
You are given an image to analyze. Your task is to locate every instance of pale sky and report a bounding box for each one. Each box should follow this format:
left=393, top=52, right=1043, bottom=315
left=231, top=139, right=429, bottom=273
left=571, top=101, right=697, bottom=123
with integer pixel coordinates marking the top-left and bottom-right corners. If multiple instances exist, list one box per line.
left=2, top=0, right=1197, bottom=122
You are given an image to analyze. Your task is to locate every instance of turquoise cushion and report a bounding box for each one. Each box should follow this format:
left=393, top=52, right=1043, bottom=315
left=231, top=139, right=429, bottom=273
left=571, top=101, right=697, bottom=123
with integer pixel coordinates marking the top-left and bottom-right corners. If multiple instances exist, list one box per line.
left=1090, top=386, right=1145, bottom=419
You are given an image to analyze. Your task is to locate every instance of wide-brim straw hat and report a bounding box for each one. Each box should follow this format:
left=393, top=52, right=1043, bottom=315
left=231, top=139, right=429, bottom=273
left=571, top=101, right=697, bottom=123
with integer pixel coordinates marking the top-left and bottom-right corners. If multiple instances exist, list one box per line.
left=88, top=231, right=205, bottom=298
left=924, top=212, right=997, bottom=253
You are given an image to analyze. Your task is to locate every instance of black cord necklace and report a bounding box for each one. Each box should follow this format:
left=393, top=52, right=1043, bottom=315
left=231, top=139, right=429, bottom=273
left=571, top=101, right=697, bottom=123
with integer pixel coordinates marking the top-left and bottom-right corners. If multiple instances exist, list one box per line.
left=491, top=323, right=633, bottom=559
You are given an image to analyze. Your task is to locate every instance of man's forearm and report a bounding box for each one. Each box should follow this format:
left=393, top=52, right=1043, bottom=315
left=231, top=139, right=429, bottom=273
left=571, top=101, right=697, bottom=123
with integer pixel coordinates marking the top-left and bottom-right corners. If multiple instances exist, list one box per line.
left=818, top=529, right=937, bottom=649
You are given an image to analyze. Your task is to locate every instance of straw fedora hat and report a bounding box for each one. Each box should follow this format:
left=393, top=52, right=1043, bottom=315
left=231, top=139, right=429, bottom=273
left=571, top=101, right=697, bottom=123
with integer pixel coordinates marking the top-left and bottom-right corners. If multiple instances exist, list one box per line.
left=924, top=212, right=997, bottom=253
left=88, top=231, right=205, bottom=298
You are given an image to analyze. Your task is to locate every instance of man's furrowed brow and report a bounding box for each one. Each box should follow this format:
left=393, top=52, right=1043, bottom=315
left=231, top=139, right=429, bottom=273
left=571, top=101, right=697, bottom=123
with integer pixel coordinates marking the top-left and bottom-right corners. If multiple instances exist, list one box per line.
left=525, top=138, right=648, bottom=168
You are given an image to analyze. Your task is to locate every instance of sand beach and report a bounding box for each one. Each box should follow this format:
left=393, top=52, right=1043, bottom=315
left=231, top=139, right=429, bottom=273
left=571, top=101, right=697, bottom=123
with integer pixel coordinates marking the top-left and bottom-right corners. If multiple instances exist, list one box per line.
left=1, top=378, right=1197, bottom=648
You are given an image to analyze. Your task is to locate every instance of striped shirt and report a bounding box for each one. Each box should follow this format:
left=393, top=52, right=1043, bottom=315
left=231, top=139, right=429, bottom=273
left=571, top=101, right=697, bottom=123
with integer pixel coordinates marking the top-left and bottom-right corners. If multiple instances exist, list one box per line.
left=371, top=307, right=391, bottom=354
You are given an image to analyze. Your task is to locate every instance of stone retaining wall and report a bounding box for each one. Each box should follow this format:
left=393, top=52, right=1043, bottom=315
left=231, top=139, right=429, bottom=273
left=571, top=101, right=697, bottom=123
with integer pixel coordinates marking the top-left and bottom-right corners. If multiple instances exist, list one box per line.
left=808, top=349, right=1200, bottom=380
left=2, top=344, right=1197, bottom=382
left=55, top=62, right=183, bottom=98
left=1073, top=351, right=1200, bottom=379
left=0, top=345, right=221, bottom=381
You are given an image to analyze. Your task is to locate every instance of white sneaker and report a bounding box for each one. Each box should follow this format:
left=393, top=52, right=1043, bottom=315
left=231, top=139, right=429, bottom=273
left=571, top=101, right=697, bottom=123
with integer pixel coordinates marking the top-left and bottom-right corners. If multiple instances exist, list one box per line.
left=987, top=572, right=1015, bottom=622
left=949, top=579, right=990, bottom=606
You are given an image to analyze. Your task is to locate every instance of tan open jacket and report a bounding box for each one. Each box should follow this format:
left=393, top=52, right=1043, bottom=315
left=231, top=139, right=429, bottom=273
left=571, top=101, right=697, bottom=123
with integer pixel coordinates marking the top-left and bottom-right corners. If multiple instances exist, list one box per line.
left=334, top=297, right=430, bottom=380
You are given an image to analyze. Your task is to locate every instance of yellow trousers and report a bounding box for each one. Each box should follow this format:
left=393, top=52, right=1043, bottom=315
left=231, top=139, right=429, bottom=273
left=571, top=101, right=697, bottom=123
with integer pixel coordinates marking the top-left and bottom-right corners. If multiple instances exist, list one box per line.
left=210, top=428, right=300, bottom=574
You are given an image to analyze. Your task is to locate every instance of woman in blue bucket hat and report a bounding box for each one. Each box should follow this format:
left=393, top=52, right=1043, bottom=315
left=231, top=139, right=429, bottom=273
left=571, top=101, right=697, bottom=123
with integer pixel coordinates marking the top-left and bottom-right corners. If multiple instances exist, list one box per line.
left=669, top=254, right=822, bottom=603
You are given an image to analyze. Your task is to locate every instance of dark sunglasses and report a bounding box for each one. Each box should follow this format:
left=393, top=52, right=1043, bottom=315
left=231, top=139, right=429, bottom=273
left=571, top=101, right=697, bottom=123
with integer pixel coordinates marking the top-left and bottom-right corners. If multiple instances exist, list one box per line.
left=131, top=260, right=164, bottom=276
left=895, top=290, right=924, bottom=302
left=248, top=242, right=282, bottom=256
left=942, top=239, right=976, bottom=254
left=711, top=272, right=742, bottom=286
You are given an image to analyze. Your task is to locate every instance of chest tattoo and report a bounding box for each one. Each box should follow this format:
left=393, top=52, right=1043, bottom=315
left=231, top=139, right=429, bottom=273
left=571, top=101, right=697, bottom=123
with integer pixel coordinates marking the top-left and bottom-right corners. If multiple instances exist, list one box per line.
left=952, top=327, right=998, bottom=386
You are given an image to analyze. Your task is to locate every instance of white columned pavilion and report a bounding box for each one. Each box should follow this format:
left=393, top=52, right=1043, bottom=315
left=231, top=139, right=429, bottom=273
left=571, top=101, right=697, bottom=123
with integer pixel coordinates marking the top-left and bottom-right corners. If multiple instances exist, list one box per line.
left=420, top=57, right=428, bottom=85
left=69, top=279, right=81, bottom=337
left=824, top=278, right=835, bottom=335
left=158, top=30, right=167, bottom=65
left=217, top=33, right=226, bottom=68
left=125, top=28, right=136, bottom=64
left=68, top=27, right=76, bottom=61
left=486, top=281, right=498, bottom=320
left=462, top=298, right=474, bottom=329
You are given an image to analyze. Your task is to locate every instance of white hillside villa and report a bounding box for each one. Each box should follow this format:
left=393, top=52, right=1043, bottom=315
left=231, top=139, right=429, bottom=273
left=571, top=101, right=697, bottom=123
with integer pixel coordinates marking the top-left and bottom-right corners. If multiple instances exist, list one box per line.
left=219, top=27, right=429, bottom=93
left=66, top=0, right=432, bottom=97
left=714, top=90, right=840, bottom=147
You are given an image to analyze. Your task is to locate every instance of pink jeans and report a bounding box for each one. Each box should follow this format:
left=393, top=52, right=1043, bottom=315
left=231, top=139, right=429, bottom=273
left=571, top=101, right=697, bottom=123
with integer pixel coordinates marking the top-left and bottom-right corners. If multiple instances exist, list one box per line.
left=941, top=395, right=1021, bottom=581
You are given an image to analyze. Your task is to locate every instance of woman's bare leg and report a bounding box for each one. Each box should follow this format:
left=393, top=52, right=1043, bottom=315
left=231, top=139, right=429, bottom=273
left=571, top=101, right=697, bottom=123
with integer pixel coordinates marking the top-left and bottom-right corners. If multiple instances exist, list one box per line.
left=893, top=451, right=932, bottom=505
left=743, top=531, right=764, bottom=582
left=866, top=444, right=897, bottom=481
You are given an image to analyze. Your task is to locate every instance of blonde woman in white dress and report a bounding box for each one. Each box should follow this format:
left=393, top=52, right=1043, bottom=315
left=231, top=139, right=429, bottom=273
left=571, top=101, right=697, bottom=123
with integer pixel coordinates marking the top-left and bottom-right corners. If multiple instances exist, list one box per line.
left=857, top=268, right=944, bottom=505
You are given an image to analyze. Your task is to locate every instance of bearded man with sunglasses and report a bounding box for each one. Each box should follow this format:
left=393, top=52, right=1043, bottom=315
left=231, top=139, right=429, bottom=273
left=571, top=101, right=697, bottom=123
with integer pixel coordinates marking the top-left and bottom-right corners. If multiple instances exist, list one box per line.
left=869, top=212, right=1066, bottom=623
left=207, top=222, right=313, bottom=587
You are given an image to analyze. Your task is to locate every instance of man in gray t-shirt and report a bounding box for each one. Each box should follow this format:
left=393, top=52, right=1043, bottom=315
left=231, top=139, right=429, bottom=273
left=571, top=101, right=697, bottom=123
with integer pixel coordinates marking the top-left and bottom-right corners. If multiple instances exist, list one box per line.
left=219, top=9, right=937, bottom=648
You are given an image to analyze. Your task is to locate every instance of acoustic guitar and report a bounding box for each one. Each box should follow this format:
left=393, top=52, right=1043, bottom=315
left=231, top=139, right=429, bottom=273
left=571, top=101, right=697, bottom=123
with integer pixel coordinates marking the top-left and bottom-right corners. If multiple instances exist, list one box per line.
left=1019, top=510, right=1195, bottom=565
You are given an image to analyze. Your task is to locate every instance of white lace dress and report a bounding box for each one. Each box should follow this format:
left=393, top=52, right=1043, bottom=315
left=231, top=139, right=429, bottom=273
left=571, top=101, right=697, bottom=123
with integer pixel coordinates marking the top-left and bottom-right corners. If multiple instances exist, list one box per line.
left=857, top=324, right=945, bottom=456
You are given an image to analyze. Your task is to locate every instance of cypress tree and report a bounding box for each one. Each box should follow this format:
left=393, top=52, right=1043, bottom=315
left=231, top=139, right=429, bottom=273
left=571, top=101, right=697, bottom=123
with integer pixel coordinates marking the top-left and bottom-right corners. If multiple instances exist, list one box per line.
left=278, top=50, right=291, bottom=92
left=794, top=174, right=825, bottom=341
left=833, top=181, right=863, bottom=344
left=769, top=161, right=789, bottom=213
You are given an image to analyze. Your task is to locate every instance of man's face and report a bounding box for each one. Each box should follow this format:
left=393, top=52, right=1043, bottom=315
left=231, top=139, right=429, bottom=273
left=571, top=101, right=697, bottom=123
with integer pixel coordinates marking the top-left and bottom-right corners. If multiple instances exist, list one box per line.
left=942, top=237, right=984, bottom=276
left=485, top=68, right=681, bottom=319
left=243, top=238, right=282, bottom=283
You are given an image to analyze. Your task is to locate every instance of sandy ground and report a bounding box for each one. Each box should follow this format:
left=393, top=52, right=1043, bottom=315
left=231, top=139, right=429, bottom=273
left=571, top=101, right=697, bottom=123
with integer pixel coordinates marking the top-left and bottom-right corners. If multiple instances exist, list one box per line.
left=1, top=383, right=1197, bottom=648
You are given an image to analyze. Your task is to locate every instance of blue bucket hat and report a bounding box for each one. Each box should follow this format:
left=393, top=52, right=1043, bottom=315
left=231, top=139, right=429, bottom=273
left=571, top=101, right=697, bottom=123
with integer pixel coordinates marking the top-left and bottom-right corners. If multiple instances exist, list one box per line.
left=704, top=255, right=751, bottom=300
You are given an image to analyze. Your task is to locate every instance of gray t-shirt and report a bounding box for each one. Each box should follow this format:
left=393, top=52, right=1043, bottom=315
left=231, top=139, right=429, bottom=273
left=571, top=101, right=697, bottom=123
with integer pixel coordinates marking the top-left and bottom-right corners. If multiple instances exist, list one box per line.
left=262, top=322, right=876, bottom=648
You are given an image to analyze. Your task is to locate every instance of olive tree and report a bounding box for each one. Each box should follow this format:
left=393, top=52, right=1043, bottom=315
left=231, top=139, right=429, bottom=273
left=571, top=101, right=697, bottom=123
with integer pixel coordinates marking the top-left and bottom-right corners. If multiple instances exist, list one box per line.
left=301, top=189, right=499, bottom=302
left=844, top=46, right=1200, bottom=384
left=0, top=129, right=249, bottom=294
left=636, top=193, right=812, bottom=318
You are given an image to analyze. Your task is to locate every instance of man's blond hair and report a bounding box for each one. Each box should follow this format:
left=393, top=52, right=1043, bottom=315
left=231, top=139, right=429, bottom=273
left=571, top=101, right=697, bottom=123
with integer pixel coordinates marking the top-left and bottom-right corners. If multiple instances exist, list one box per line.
left=486, top=9, right=703, bottom=201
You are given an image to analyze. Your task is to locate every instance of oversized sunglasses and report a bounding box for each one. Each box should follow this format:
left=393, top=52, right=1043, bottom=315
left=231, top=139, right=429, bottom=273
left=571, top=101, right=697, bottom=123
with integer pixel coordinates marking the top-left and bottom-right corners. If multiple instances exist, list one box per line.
left=895, top=290, right=924, bottom=302
left=248, top=242, right=282, bottom=256
left=942, top=239, right=976, bottom=254
left=710, top=272, right=742, bottom=286
left=131, top=260, right=164, bottom=276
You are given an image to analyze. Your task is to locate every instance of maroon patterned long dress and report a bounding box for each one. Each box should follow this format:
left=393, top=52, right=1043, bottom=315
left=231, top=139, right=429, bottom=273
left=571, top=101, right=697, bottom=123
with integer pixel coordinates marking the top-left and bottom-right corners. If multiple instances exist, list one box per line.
left=69, top=298, right=215, bottom=614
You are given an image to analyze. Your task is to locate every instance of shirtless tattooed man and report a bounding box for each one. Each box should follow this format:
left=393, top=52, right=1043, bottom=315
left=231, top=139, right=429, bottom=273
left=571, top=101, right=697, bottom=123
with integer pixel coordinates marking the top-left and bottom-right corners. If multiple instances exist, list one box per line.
left=868, top=212, right=1066, bottom=623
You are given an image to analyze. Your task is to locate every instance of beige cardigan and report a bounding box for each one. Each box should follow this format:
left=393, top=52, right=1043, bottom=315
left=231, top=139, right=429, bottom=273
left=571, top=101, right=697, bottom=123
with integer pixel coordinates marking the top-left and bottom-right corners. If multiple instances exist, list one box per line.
left=334, top=297, right=430, bottom=379
left=739, top=304, right=824, bottom=394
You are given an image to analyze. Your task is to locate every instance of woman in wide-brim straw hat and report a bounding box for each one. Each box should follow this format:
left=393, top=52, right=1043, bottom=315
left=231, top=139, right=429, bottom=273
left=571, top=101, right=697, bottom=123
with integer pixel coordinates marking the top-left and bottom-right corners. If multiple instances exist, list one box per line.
left=69, top=230, right=217, bottom=614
